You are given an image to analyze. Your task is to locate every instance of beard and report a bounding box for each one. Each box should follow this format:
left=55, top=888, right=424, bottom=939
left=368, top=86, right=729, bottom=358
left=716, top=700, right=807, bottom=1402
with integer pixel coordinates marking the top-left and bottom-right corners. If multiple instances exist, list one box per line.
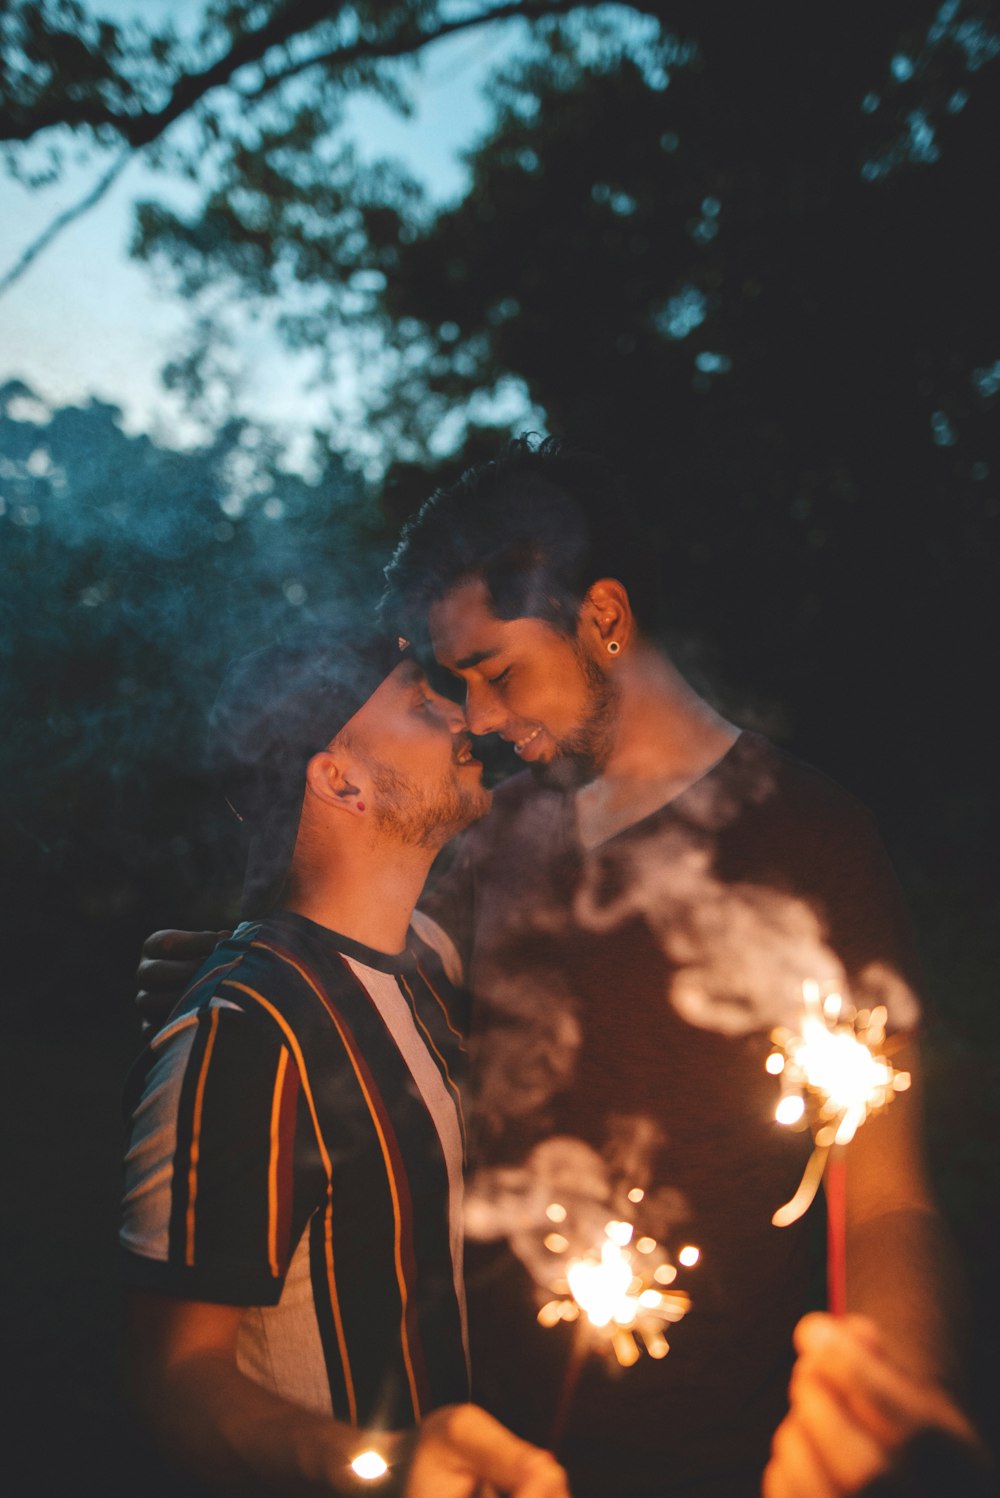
left=367, top=756, right=491, bottom=849
left=531, top=646, right=619, bottom=791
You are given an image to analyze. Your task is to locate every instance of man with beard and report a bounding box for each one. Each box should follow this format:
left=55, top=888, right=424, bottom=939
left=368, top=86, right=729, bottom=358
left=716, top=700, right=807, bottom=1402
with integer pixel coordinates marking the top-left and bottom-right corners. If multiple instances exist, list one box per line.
left=139, top=442, right=989, bottom=1496
left=122, top=630, right=569, bottom=1498
left=375, top=438, right=986, bottom=1498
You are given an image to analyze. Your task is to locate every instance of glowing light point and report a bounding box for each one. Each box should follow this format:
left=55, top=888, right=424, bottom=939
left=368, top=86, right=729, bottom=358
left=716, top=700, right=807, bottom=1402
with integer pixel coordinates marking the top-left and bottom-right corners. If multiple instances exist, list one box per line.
left=352, top=1451, right=388, bottom=1481
left=678, top=1245, right=700, bottom=1268
left=776, top=1094, right=806, bottom=1126
left=534, top=1206, right=696, bottom=1369
left=769, top=979, right=912, bottom=1227
left=546, top=1202, right=568, bottom=1223
left=765, top=1052, right=785, bottom=1075
left=627, top=1187, right=645, bottom=1203
left=613, top=1330, right=641, bottom=1367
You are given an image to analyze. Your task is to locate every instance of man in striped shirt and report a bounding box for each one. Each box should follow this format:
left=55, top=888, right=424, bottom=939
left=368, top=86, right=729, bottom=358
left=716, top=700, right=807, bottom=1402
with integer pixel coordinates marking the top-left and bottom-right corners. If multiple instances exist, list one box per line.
left=121, top=631, right=569, bottom=1498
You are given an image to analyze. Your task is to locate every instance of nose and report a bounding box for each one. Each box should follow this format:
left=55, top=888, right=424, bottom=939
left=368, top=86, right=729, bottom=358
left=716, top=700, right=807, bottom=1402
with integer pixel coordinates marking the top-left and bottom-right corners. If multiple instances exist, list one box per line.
left=463, top=678, right=504, bottom=737
left=425, top=684, right=469, bottom=734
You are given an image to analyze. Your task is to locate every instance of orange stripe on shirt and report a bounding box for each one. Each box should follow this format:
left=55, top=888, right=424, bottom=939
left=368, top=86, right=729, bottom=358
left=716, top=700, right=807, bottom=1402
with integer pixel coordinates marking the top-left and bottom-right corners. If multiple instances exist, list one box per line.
left=267, top=1046, right=291, bottom=1278
left=251, top=939, right=424, bottom=1421
left=185, top=1005, right=220, bottom=1267
left=221, top=976, right=357, bottom=1425
left=414, top=957, right=467, bottom=1047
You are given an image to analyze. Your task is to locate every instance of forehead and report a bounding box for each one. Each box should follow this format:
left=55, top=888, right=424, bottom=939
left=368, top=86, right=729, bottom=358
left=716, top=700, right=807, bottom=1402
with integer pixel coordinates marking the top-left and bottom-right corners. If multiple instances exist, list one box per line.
left=342, top=659, right=424, bottom=736
left=427, top=578, right=510, bottom=666
left=428, top=577, right=566, bottom=669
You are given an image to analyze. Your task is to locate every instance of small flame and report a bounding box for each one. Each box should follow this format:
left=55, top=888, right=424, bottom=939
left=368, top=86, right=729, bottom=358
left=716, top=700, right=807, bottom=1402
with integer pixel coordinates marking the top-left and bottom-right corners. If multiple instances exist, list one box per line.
left=352, top=1451, right=388, bottom=1481
left=769, top=982, right=911, bottom=1224
left=537, top=1215, right=697, bottom=1366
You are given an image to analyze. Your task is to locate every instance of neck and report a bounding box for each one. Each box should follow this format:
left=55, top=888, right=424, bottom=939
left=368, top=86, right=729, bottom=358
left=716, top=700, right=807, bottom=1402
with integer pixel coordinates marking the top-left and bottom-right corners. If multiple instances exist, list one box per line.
left=575, top=638, right=739, bottom=847
left=284, top=837, right=437, bottom=955
left=606, top=639, right=737, bottom=777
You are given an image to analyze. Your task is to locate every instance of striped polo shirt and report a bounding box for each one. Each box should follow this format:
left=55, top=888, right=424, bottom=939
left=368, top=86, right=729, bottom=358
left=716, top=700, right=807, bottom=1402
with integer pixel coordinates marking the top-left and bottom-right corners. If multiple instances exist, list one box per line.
left=120, top=911, right=471, bottom=1428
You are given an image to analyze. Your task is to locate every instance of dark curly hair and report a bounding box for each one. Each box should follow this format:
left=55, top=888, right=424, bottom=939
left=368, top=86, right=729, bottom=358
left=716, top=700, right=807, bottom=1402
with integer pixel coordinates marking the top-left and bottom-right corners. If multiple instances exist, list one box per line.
left=380, top=435, right=660, bottom=650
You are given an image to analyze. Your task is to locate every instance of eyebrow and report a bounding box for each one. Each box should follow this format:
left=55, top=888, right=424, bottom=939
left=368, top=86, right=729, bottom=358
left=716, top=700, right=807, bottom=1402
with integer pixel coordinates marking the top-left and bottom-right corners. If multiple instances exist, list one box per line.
left=452, top=647, right=502, bottom=670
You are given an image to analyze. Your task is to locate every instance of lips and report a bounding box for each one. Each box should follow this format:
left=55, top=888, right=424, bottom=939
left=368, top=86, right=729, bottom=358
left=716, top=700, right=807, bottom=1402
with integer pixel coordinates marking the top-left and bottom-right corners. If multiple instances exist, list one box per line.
left=453, top=734, right=479, bottom=766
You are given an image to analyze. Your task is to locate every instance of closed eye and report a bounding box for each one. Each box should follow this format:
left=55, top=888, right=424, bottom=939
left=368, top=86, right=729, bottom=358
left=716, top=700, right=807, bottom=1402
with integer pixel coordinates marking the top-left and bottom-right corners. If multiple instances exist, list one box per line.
left=485, top=666, right=511, bottom=688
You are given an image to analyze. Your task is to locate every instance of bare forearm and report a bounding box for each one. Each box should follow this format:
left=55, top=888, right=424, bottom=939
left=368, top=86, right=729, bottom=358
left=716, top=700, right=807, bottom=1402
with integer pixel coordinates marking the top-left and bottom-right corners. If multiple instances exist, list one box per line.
left=134, top=1349, right=388, bottom=1495
left=846, top=1205, right=970, bottom=1397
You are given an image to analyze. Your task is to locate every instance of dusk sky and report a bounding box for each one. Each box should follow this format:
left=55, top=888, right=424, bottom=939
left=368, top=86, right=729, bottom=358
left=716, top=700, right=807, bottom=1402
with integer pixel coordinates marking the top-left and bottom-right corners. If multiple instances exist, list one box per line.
left=0, top=0, right=516, bottom=464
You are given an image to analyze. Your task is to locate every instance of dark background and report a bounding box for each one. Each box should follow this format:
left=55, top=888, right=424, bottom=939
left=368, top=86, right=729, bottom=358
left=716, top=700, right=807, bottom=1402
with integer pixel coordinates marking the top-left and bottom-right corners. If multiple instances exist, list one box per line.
left=2, top=2, right=998, bottom=1489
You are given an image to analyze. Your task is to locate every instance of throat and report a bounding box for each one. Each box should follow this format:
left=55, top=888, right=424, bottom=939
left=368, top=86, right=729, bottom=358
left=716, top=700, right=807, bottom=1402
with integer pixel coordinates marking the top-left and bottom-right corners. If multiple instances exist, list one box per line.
left=573, top=726, right=740, bottom=849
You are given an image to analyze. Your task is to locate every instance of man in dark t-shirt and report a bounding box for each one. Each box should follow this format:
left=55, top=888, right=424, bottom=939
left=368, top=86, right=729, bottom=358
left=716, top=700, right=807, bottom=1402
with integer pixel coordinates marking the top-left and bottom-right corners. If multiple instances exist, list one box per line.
left=379, top=437, right=988, bottom=1497
left=420, top=732, right=927, bottom=1496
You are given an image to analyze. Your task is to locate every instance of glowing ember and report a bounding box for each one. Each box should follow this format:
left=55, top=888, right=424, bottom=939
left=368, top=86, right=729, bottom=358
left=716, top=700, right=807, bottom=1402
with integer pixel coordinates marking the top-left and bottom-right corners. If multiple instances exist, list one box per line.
left=769, top=980, right=911, bottom=1225
left=536, top=1217, right=695, bottom=1367
left=351, top=1450, right=388, bottom=1480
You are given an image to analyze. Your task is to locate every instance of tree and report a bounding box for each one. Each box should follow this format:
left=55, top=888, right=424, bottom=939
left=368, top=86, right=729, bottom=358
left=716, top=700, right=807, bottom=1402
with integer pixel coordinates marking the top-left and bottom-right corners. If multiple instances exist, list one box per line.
left=0, top=380, right=388, bottom=1004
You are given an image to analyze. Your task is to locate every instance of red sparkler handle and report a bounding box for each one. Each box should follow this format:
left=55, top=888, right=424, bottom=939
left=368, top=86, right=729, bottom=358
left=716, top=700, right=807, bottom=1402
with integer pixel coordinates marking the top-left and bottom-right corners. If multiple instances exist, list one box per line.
left=825, top=1151, right=847, bottom=1316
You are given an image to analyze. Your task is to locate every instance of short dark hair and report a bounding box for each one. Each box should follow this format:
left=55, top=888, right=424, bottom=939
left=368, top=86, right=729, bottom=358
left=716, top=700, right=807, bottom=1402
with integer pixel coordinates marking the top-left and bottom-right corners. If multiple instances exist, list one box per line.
left=380, top=435, right=659, bottom=649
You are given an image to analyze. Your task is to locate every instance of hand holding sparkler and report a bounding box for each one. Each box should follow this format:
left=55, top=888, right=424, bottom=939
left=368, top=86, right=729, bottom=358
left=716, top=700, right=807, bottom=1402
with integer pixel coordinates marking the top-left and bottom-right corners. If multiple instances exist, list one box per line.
left=763, top=1313, right=993, bottom=1498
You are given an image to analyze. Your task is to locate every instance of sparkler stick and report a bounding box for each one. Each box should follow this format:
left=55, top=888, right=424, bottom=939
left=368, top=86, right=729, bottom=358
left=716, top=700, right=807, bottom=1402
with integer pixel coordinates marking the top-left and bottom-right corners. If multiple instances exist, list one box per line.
left=768, top=980, right=910, bottom=1314
left=534, top=1203, right=698, bottom=1449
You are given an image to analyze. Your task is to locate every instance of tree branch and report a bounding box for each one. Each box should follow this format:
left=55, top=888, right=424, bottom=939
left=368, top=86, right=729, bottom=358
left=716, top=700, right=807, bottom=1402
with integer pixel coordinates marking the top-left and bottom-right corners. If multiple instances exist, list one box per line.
left=0, top=0, right=343, bottom=144
left=239, top=0, right=595, bottom=104
left=0, top=149, right=131, bottom=298
left=0, top=0, right=593, bottom=148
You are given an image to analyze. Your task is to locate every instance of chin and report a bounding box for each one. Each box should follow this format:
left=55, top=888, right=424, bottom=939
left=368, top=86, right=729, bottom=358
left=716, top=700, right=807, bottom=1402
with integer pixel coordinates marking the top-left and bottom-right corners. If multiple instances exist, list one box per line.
left=530, top=752, right=600, bottom=791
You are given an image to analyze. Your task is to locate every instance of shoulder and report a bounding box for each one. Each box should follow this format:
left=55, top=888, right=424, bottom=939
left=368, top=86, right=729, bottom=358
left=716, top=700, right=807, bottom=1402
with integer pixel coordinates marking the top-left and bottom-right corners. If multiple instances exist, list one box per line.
left=163, top=917, right=345, bottom=1049
left=718, top=732, right=882, bottom=842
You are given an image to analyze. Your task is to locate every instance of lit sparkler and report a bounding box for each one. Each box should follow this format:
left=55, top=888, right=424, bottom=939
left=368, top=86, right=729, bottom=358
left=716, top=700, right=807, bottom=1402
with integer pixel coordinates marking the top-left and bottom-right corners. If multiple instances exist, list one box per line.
left=768, top=979, right=911, bottom=1311
left=535, top=1205, right=698, bottom=1447
left=536, top=1213, right=695, bottom=1368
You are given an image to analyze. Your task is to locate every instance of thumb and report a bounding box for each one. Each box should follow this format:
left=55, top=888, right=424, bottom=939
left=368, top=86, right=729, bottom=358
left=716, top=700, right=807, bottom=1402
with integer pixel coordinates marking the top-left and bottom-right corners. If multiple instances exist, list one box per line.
left=406, top=1405, right=569, bottom=1498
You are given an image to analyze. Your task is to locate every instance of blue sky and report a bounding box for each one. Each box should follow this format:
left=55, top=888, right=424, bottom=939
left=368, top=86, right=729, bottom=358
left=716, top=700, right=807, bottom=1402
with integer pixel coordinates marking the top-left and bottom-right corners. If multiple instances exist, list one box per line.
left=0, top=2, right=518, bottom=464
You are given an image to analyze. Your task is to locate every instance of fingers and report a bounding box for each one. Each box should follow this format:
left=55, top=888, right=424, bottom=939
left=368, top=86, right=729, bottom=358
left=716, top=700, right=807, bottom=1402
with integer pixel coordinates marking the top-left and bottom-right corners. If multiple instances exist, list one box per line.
left=792, top=1314, right=976, bottom=1450
left=764, top=1409, right=840, bottom=1498
left=786, top=1355, right=891, bottom=1492
left=135, top=930, right=231, bottom=1033
left=406, top=1405, right=569, bottom=1498
left=140, top=928, right=231, bottom=963
left=136, top=930, right=229, bottom=991
left=766, top=1315, right=987, bottom=1498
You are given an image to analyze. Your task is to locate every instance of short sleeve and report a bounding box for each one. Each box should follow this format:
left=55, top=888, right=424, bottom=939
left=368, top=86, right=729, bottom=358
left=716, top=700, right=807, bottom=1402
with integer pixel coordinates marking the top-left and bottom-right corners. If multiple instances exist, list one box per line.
left=120, top=1001, right=305, bottom=1305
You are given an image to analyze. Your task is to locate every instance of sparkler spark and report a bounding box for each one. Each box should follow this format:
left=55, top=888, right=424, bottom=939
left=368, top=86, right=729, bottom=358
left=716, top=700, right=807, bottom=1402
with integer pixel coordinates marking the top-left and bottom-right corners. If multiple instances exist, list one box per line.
left=351, top=1450, right=388, bottom=1480
left=536, top=1209, right=695, bottom=1367
left=769, top=980, right=911, bottom=1226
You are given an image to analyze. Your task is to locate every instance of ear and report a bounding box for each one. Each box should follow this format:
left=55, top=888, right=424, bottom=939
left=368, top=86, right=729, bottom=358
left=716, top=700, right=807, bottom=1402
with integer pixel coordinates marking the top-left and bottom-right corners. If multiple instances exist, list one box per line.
left=582, top=578, right=633, bottom=658
left=304, top=750, right=367, bottom=817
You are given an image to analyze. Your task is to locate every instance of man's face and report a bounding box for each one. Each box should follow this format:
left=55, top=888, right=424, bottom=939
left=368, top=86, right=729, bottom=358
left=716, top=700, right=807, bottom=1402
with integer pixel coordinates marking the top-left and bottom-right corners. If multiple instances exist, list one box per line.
left=427, top=577, right=618, bottom=790
left=345, top=659, right=491, bottom=845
